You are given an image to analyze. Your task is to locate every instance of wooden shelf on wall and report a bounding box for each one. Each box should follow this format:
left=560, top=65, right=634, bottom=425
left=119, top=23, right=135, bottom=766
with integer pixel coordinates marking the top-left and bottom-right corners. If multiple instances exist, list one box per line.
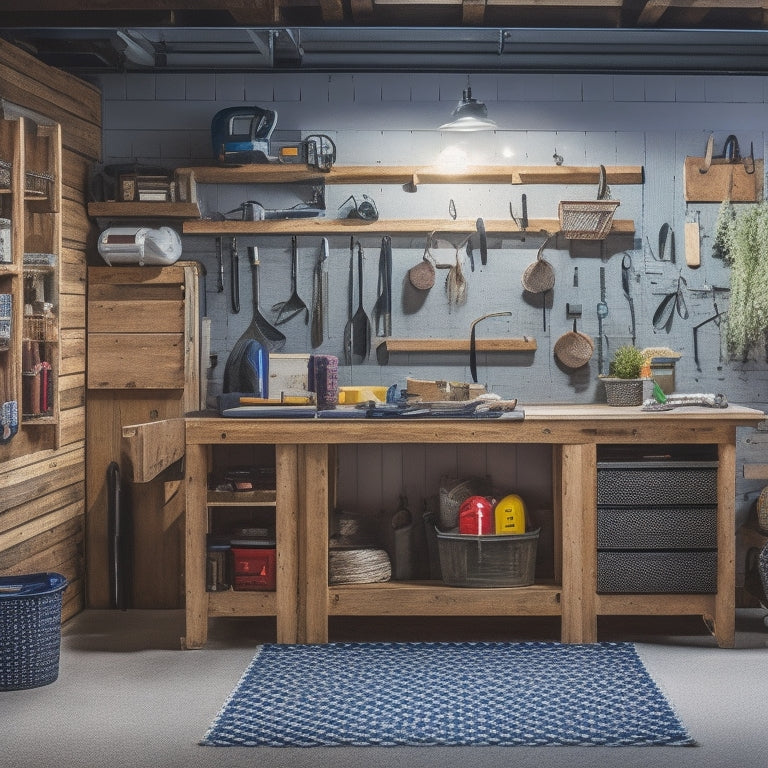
left=182, top=217, right=635, bottom=237
left=376, top=337, right=537, bottom=363
left=176, top=164, right=644, bottom=187
left=88, top=201, right=201, bottom=220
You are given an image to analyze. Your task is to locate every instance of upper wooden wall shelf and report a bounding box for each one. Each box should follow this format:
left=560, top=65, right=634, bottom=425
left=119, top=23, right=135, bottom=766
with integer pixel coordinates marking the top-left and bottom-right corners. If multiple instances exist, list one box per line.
left=182, top=217, right=635, bottom=237
left=88, top=201, right=201, bottom=220
left=175, top=164, right=644, bottom=187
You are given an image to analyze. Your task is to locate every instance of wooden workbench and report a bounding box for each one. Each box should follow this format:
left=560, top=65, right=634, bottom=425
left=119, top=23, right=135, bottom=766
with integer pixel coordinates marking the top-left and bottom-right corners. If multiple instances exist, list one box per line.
left=123, top=403, right=764, bottom=649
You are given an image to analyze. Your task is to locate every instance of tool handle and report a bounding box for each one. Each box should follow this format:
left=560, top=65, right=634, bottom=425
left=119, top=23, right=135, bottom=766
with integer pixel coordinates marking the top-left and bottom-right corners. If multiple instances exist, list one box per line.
left=357, top=241, right=364, bottom=309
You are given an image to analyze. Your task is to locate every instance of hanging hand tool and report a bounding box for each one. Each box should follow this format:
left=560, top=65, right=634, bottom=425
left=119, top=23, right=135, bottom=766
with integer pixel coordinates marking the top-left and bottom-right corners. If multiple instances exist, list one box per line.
left=477, top=217, right=487, bottom=265
left=215, top=237, right=224, bottom=293
left=311, top=237, right=329, bottom=348
left=621, top=253, right=636, bottom=346
left=464, top=217, right=487, bottom=272
left=693, top=290, right=727, bottom=371
left=230, top=237, right=240, bottom=313
left=373, top=235, right=393, bottom=337
left=521, top=194, right=528, bottom=232
left=345, top=240, right=372, bottom=363
left=684, top=212, right=701, bottom=268
left=272, top=235, right=309, bottom=325
left=343, top=236, right=354, bottom=364
left=470, top=311, right=512, bottom=383
left=652, top=274, right=689, bottom=332
left=657, top=223, right=675, bottom=263
left=597, top=266, right=608, bottom=375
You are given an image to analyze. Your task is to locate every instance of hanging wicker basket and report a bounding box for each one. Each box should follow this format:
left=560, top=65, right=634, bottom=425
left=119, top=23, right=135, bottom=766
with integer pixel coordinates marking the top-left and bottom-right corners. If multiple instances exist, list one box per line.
left=559, top=200, right=620, bottom=240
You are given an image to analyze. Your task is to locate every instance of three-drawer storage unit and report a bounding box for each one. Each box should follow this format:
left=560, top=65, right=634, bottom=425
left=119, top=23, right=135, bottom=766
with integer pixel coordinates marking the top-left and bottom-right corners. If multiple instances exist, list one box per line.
left=597, top=445, right=719, bottom=594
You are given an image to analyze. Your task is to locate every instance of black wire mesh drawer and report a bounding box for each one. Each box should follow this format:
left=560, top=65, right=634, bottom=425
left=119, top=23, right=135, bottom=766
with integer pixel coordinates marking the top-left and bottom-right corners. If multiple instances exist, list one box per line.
left=597, top=506, right=717, bottom=550
left=597, top=550, right=717, bottom=594
left=597, top=461, right=718, bottom=507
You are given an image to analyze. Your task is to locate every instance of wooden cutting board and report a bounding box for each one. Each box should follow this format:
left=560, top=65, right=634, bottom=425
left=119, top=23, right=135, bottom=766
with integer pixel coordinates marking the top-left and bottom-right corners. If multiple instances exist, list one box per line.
left=684, top=156, right=764, bottom=202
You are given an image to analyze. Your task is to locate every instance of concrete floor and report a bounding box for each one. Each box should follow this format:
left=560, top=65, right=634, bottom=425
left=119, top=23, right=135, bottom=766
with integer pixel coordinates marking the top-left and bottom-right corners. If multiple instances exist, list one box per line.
left=1, top=608, right=767, bottom=768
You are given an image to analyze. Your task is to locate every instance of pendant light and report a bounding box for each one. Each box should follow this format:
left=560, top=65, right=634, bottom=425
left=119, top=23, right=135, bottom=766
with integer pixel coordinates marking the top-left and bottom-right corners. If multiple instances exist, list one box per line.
left=439, top=77, right=497, bottom=132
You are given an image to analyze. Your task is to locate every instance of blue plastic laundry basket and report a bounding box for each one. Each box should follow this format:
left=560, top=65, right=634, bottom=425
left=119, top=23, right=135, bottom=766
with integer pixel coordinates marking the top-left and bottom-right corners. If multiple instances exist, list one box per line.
left=0, top=572, right=68, bottom=691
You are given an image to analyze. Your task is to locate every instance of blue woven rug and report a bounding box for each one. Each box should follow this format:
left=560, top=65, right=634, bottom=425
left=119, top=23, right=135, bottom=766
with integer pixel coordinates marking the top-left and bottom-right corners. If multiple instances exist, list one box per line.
left=201, top=641, right=694, bottom=747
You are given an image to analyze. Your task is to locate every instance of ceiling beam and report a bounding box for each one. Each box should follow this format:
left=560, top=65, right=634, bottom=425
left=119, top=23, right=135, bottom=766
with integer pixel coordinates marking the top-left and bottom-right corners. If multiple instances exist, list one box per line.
left=317, top=0, right=344, bottom=23
left=463, top=0, right=487, bottom=25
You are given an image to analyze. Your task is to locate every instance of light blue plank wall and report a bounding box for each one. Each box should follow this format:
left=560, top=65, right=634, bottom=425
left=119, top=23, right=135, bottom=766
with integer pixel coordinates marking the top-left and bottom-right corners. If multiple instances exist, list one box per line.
left=93, top=71, right=768, bottom=539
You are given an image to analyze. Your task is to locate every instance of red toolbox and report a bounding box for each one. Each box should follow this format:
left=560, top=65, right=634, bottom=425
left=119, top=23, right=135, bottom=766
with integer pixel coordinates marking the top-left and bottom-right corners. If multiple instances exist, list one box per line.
left=231, top=546, right=276, bottom=591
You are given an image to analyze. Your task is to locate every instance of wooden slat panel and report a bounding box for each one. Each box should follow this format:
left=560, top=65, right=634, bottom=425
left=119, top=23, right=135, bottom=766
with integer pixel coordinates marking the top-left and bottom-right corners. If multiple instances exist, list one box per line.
left=0, top=499, right=84, bottom=556
left=60, top=329, right=85, bottom=377
left=59, top=373, right=85, bottom=411
left=0, top=444, right=84, bottom=512
left=58, top=405, right=85, bottom=446
left=62, top=197, right=92, bottom=245
left=0, top=514, right=83, bottom=570
left=87, top=263, right=194, bottom=287
left=0, top=481, right=85, bottom=536
left=59, top=292, right=85, bottom=331
left=62, top=148, right=92, bottom=198
left=61, top=246, right=87, bottom=295
left=87, top=333, right=185, bottom=389
left=88, top=298, right=185, bottom=334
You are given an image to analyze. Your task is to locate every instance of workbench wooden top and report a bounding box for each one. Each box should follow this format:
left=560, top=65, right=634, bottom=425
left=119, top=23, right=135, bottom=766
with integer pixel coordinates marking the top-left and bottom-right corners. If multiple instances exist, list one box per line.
left=182, top=403, right=765, bottom=446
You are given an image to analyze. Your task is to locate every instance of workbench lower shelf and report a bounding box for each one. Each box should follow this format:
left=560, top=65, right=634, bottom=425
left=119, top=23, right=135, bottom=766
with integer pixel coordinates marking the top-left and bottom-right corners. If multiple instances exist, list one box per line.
left=207, top=589, right=277, bottom=617
left=328, top=581, right=562, bottom=616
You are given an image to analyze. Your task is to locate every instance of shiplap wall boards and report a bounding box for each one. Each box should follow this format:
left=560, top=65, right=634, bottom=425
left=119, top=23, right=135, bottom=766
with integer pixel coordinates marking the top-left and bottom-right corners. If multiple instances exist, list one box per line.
left=94, top=69, right=768, bottom=534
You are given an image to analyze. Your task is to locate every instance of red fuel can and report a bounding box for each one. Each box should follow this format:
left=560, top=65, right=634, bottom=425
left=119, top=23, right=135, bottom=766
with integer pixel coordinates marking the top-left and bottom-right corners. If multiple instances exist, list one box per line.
left=458, top=495, right=494, bottom=535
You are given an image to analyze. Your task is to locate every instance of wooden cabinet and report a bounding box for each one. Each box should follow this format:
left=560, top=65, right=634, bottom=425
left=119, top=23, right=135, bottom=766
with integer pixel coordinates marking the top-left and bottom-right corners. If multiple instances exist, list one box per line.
left=85, top=262, right=202, bottom=608
left=0, top=111, right=62, bottom=455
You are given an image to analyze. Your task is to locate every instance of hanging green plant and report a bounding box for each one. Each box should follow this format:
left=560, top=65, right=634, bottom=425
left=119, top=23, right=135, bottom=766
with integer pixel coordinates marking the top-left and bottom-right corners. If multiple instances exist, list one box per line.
left=714, top=200, right=768, bottom=360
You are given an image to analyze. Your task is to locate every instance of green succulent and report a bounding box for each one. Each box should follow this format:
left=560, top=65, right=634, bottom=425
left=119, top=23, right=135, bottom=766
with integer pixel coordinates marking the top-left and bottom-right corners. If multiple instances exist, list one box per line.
left=608, top=344, right=645, bottom=379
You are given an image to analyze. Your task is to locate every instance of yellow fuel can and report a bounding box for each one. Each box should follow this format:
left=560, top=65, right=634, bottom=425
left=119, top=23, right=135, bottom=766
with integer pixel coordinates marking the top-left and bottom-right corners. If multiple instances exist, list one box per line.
left=494, top=494, right=527, bottom=534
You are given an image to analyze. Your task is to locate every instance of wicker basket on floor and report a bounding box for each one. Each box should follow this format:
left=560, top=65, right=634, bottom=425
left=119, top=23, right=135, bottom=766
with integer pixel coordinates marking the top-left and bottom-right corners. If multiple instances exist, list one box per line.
left=0, top=572, right=68, bottom=691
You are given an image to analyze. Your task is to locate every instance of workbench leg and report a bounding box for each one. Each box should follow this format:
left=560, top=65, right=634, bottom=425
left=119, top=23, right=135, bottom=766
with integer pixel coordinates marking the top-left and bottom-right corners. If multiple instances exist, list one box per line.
left=183, top=442, right=209, bottom=649
left=560, top=443, right=597, bottom=643
left=275, top=445, right=299, bottom=644
left=712, top=441, right=736, bottom=648
left=299, top=443, right=330, bottom=644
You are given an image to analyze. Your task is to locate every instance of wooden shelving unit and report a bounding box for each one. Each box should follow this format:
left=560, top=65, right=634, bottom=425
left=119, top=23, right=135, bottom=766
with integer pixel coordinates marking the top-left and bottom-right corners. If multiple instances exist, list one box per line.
left=0, top=113, right=62, bottom=454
